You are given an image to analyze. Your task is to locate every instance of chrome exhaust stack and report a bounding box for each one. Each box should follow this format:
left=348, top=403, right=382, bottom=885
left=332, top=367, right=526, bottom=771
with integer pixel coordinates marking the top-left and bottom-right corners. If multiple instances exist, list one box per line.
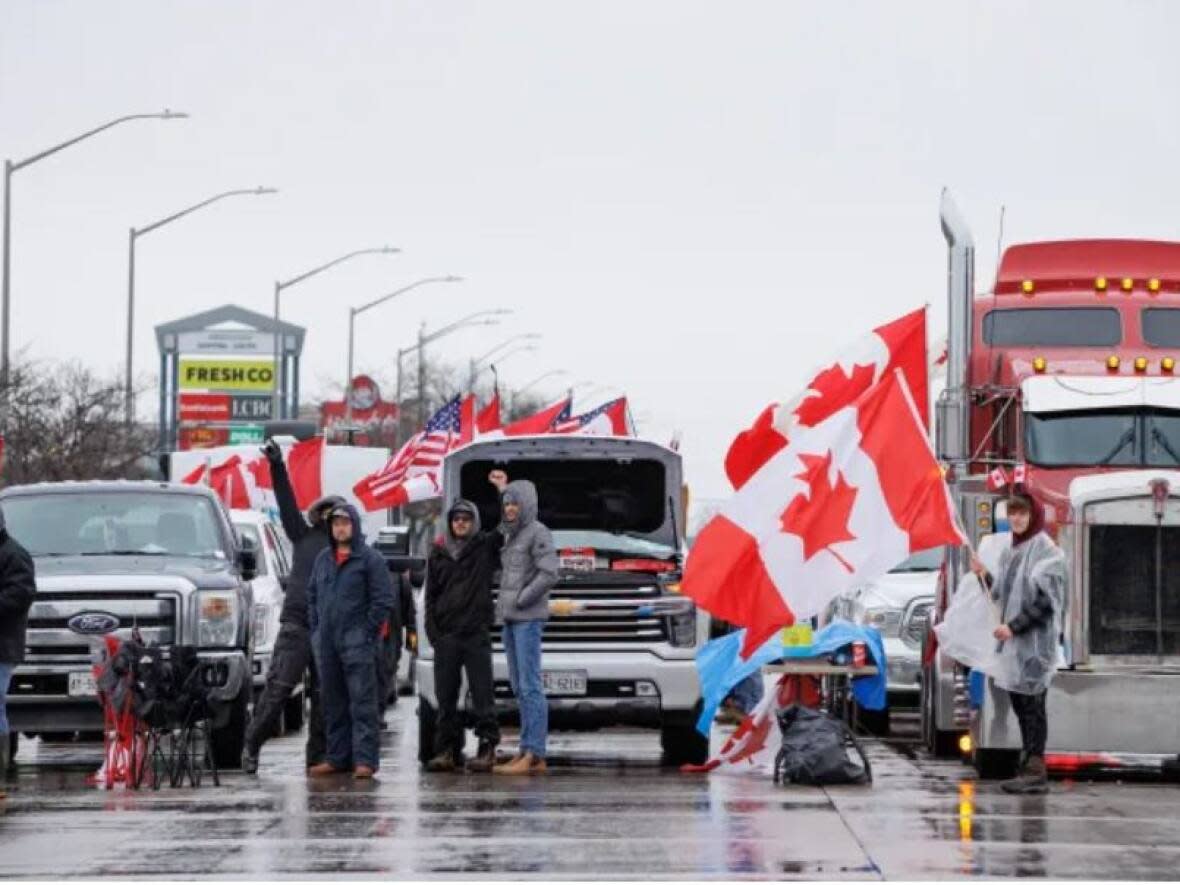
left=937, top=188, right=975, bottom=470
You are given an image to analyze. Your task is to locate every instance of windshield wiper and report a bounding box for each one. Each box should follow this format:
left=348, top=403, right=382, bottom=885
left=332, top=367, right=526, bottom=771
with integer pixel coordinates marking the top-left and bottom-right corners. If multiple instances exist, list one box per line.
left=77, top=549, right=168, bottom=557
left=1098, top=426, right=1137, bottom=465
left=1151, top=426, right=1180, bottom=465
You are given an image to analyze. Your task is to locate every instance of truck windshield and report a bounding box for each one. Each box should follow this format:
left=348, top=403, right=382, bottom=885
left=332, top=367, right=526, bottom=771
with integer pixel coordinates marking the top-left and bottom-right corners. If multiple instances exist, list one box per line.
left=890, top=547, right=944, bottom=572
left=1025, top=409, right=1180, bottom=467
left=1, top=492, right=227, bottom=559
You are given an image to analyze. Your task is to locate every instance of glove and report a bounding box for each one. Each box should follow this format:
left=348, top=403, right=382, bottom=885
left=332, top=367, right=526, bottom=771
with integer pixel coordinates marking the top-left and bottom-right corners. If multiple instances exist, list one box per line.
left=262, top=439, right=283, bottom=464
left=406, top=630, right=418, bottom=653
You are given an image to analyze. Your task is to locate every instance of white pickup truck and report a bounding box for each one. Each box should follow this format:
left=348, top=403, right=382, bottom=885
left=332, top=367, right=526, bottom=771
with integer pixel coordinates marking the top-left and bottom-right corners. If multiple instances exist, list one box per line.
left=415, top=434, right=709, bottom=766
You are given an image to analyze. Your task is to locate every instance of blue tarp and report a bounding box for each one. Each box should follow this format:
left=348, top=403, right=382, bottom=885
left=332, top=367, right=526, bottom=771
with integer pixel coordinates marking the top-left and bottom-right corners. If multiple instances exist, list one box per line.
left=694, top=619, right=887, bottom=735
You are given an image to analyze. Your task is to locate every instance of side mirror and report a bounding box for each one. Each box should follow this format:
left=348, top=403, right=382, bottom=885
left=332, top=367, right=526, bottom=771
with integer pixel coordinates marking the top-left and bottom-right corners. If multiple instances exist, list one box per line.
left=238, top=536, right=259, bottom=582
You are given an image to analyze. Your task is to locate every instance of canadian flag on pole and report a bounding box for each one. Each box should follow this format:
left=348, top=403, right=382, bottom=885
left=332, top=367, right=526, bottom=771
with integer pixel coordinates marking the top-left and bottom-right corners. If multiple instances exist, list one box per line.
left=682, top=368, right=964, bottom=656
left=182, top=456, right=254, bottom=510
left=725, top=308, right=928, bottom=490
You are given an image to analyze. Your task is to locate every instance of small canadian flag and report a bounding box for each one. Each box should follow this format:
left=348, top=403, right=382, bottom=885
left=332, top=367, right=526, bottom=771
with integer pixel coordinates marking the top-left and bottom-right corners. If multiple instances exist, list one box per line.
left=1012, top=463, right=1028, bottom=486
left=987, top=467, right=1010, bottom=492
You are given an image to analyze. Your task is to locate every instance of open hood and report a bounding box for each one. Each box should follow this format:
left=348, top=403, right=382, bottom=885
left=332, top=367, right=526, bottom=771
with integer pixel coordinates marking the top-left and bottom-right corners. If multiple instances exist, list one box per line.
left=445, top=436, right=683, bottom=548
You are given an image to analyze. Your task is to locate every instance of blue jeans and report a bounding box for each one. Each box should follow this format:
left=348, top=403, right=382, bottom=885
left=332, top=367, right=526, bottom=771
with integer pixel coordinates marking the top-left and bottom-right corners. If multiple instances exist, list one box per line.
left=0, top=663, right=13, bottom=734
left=728, top=671, right=764, bottom=715
left=503, top=620, right=547, bottom=758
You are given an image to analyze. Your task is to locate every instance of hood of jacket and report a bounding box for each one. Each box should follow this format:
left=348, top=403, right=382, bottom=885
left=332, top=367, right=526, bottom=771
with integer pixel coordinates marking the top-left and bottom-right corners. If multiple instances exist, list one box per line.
left=307, top=494, right=347, bottom=528
left=501, top=479, right=538, bottom=537
left=445, top=498, right=482, bottom=557
left=329, top=503, right=367, bottom=553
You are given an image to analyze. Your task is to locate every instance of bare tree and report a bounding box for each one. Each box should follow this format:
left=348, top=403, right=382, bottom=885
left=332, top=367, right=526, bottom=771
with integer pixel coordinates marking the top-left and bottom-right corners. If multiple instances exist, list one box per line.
left=1, top=360, right=156, bottom=486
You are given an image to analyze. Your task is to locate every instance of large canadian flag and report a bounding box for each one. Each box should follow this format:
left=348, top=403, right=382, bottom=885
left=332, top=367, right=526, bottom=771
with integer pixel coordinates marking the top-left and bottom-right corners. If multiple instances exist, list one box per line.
left=683, top=367, right=963, bottom=656
left=725, top=307, right=927, bottom=490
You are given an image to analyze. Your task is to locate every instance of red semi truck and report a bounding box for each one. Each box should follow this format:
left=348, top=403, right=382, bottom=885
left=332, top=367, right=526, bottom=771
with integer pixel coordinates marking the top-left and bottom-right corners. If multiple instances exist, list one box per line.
left=924, top=191, right=1180, bottom=777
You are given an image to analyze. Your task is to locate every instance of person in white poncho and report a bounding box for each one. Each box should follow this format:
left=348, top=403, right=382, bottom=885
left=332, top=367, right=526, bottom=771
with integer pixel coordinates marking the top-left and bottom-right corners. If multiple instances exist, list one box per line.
left=971, top=489, right=1067, bottom=795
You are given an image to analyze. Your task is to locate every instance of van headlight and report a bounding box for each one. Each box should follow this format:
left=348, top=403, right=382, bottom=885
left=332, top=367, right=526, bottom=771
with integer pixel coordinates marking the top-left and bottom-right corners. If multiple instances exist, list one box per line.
left=252, top=604, right=271, bottom=648
left=197, top=590, right=240, bottom=647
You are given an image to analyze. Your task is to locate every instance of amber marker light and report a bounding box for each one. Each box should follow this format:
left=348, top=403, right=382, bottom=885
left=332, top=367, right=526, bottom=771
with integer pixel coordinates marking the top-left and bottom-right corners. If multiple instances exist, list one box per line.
left=1107, top=355, right=1121, bottom=371
left=1149, top=278, right=1162, bottom=294
left=1122, top=277, right=1135, bottom=292
left=1095, top=276, right=1108, bottom=293
left=1135, top=357, right=1149, bottom=373
left=1021, top=279, right=1035, bottom=296
left=1032, top=356, right=1047, bottom=373
left=1164, top=357, right=1176, bottom=373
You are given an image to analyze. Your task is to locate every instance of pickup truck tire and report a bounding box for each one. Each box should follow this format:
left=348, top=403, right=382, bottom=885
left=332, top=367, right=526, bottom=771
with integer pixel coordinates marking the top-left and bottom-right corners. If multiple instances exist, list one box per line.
left=660, top=707, right=709, bottom=767
left=211, top=682, right=250, bottom=770
left=284, top=686, right=306, bottom=733
left=418, top=698, right=437, bottom=765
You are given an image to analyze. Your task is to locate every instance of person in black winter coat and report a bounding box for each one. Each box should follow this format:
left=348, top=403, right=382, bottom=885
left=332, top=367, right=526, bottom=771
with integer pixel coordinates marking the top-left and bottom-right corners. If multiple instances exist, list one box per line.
left=307, top=504, right=395, bottom=779
left=423, top=470, right=508, bottom=773
left=0, top=504, right=36, bottom=790
left=242, top=439, right=345, bottom=774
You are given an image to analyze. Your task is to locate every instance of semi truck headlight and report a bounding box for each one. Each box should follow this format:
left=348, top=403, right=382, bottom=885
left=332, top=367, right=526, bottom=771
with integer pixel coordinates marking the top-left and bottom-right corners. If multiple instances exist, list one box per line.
left=198, top=591, right=239, bottom=647
left=670, top=608, right=697, bottom=647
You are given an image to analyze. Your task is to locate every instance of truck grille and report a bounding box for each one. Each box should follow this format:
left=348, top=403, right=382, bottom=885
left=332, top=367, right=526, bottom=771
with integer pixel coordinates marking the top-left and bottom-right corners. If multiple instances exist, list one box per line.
left=491, top=577, right=671, bottom=647
left=1089, top=525, right=1180, bottom=655
left=25, top=592, right=179, bottom=664
left=901, top=598, right=933, bottom=649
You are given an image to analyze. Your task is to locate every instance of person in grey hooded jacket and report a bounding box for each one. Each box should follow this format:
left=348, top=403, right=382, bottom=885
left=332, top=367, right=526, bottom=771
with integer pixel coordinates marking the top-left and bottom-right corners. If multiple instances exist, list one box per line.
left=493, top=479, right=558, bottom=775
left=971, top=489, right=1066, bottom=795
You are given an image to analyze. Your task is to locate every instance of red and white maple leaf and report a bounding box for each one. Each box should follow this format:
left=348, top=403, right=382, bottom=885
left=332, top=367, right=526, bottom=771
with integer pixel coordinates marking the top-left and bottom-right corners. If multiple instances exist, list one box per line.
left=791, top=361, right=877, bottom=428
left=780, top=451, right=858, bottom=573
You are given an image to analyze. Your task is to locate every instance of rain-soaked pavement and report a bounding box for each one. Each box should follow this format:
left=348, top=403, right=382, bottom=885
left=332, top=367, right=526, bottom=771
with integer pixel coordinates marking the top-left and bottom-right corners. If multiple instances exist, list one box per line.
left=3, top=702, right=1180, bottom=880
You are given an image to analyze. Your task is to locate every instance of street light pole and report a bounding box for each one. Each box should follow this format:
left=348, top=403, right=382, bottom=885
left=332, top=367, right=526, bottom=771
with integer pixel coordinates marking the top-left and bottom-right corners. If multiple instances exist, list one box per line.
left=344, top=275, right=462, bottom=434
left=470, top=343, right=537, bottom=389
left=125, top=186, right=277, bottom=423
left=1, top=110, right=188, bottom=388
left=272, top=245, right=400, bottom=419
left=467, top=333, right=542, bottom=389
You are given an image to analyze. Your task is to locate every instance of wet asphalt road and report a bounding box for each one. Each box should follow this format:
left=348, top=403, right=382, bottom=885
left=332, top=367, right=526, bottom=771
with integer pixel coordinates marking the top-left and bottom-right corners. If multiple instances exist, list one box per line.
left=3, top=703, right=1180, bottom=880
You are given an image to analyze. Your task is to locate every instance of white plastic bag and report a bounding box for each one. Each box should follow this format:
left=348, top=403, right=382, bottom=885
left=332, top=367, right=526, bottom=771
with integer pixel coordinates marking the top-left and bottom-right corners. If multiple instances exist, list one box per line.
left=934, top=574, right=1008, bottom=677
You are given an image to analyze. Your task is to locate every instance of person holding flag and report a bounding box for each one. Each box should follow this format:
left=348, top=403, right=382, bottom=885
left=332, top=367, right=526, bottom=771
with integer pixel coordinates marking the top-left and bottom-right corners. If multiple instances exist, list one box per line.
left=241, top=440, right=344, bottom=775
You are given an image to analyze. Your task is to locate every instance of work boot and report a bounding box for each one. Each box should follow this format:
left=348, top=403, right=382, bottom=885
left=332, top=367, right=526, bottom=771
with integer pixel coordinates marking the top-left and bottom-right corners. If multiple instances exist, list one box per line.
left=424, top=751, right=459, bottom=773
left=241, top=746, right=259, bottom=775
left=466, top=741, right=497, bottom=774
left=353, top=765, right=376, bottom=780
left=307, top=761, right=347, bottom=777
left=1001, top=755, right=1049, bottom=794
left=494, top=751, right=546, bottom=775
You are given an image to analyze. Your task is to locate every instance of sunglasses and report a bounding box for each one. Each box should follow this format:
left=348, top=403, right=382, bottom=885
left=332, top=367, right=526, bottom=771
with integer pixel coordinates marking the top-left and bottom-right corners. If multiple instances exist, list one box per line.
left=451, top=514, right=474, bottom=523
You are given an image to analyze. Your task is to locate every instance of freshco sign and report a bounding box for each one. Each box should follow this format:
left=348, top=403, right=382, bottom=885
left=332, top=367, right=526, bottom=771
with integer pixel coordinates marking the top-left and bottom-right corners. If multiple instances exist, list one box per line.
left=179, top=359, right=275, bottom=392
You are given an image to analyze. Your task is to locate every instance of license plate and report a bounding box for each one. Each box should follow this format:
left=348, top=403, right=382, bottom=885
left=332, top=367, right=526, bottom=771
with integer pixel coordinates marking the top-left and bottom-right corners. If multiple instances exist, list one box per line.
left=542, top=670, right=587, bottom=697
left=559, top=554, right=595, bottom=573
left=68, top=671, right=97, bottom=697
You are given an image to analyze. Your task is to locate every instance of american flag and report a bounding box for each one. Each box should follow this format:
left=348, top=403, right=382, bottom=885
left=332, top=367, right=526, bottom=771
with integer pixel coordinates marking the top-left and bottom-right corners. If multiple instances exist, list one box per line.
left=553, top=397, right=630, bottom=436
left=353, top=396, right=464, bottom=511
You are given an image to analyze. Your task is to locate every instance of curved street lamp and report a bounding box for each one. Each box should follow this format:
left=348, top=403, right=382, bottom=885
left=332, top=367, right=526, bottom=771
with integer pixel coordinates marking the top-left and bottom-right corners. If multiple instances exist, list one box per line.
left=272, top=245, right=400, bottom=418
left=515, top=369, right=570, bottom=397
left=2, top=109, right=189, bottom=386
left=344, top=275, right=463, bottom=426
left=468, top=333, right=542, bottom=389
left=125, top=186, right=277, bottom=423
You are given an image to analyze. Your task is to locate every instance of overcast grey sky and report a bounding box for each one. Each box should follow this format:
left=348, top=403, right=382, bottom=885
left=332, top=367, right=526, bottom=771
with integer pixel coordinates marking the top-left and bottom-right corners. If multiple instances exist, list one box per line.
left=3, top=1, right=1180, bottom=508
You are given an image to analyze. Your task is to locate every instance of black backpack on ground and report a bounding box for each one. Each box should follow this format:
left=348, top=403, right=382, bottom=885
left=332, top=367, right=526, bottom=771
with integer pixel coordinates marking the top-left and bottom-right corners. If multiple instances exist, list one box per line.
left=773, top=704, right=873, bottom=786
